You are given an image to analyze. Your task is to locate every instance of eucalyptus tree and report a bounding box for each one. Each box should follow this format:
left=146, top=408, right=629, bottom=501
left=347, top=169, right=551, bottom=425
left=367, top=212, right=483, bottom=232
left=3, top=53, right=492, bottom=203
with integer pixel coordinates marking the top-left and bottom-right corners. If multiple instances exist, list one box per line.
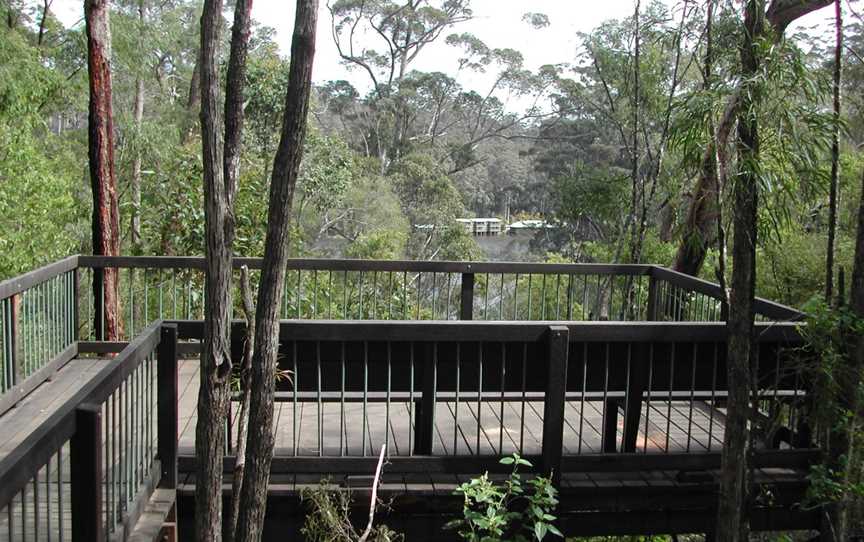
left=327, top=0, right=472, bottom=168
left=196, top=0, right=253, bottom=539
left=234, top=2, right=320, bottom=540
left=717, top=1, right=834, bottom=539
left=537, top=0, right=701, bottom=267
left=85, top=0, right=122, bottom=340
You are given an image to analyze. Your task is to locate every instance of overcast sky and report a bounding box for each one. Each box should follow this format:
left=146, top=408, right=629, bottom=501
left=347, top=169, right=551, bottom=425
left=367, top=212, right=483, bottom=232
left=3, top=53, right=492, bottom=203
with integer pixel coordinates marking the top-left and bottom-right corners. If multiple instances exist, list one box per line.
left=47, top=0, right=834, bottom=97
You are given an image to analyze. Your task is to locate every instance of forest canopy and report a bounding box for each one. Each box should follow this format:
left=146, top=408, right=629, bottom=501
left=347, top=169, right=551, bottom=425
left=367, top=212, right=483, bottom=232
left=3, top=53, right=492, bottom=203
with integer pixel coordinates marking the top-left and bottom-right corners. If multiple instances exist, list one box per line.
left=0, top=0, right=860, bottom=312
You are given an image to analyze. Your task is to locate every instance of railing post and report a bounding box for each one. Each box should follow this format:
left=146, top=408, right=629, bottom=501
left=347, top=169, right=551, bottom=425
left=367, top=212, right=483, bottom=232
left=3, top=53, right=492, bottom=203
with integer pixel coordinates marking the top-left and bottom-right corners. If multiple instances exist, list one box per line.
left=8, top=294, right=20, bottom=385
left=542, top=326, right=568, bottom=486
left=158, top=323, right=178, bottom=489
left=414, top=343, right=436, bottom=455
left=646, top=272, right=658, bottom=322
left=602, top=398, right=619, bottom=453
left=73, top=267, right=80, bottom=342
left=460, top=272, right=474, bottom=320
left=93, top=267, right=104, bottom=340
left=71, top=403, right=103, bottom=542
left=621, top=345, right=649, bottom=453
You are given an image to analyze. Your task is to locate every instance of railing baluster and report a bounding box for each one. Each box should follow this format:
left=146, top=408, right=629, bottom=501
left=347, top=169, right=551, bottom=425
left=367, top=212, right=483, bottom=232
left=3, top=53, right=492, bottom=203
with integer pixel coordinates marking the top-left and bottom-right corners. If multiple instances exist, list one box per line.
left=317, top=341, right=323, bottom=457
left=622, top=342, right=647, bottom=453
left=476, top=343, right=483, bottom=455
left=340, top=342, right=346, bottom=457
left=499, top=342, right=506, bottom=454
left=454, top=343, right=460, bottom=455
left=362, top=341, right=368, bottom=456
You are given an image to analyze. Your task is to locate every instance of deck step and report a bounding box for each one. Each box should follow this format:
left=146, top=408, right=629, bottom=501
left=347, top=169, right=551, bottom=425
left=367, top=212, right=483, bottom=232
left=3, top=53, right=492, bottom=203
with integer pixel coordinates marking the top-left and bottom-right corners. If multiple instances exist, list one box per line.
left=128, top=488, right=177, bottom=542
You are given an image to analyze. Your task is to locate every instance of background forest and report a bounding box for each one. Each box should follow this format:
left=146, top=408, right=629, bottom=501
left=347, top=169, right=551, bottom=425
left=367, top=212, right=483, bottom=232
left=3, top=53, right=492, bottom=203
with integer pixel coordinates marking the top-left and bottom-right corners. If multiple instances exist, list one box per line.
left=0, top=0, right=861, bottom=311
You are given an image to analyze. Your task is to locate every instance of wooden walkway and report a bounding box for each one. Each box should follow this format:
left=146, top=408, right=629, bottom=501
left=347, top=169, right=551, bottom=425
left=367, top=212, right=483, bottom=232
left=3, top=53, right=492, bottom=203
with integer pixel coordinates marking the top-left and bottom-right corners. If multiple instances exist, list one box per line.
left=176, top=359, right=727, bottom=457
left=0, top=358, right=112, bottom=542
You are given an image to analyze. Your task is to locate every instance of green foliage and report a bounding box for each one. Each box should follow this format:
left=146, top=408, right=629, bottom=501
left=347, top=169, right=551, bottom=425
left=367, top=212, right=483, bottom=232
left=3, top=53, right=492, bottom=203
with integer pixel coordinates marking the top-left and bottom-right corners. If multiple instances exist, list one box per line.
left=0, top=25, right=84, bottom=278
left=799, top=300, right=864, bottom=519
left=446, top=454, right=562, bottom=542
left=300, top=481, right=402, bottom=542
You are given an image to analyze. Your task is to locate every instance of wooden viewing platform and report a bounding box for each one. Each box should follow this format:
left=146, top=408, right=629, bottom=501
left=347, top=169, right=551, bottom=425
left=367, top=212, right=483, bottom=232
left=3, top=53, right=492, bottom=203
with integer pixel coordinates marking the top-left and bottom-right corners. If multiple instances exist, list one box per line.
left=0, top=256, right=818, bottom=541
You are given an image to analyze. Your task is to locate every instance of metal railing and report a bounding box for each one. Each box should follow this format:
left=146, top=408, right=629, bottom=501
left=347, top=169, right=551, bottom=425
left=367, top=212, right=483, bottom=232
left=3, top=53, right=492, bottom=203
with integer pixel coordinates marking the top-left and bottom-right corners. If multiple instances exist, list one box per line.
left=0, top=255, right=804, bottom=449
left=0, top=322, right=178, bottom=542
left=0, top=257, right=78, bottom=415
left=167, top=318, right=813, bottom=479
left=72, top=256, right=803, bottom=343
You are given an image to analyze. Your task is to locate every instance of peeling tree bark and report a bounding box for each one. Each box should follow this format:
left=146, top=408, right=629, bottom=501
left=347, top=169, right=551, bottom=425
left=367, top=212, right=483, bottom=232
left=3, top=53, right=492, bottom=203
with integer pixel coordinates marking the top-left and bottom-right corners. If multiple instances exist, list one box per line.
left=85, top=0, right=122, bottom=342
left=234, top=2, right=319, bottom=540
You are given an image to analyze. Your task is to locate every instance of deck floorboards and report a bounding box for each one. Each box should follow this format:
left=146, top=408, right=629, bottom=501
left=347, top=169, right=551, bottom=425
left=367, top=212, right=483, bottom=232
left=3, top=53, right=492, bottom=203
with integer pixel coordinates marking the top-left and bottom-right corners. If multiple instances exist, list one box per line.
left=176, top=359, right=728, bottom=457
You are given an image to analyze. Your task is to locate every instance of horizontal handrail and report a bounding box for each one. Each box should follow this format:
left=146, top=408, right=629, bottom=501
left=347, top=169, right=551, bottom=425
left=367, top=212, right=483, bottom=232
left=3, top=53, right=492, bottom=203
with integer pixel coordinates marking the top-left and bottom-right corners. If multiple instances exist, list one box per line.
left=172, top=319, right=805, bottom=344
left=77, top=255, right=654, bottom=275
left=651, top=266, right=803, bottom=321
left=0, top=255, right=78, bottom=300
left=0, top=320, right=163, bottom=508
left=0, top=320, right=173, bottom=542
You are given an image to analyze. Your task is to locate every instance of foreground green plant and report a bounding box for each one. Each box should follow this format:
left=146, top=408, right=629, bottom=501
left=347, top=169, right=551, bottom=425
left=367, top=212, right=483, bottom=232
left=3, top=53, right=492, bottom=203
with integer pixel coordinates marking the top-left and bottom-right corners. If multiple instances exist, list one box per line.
left=446, top=454, right=562, bottom=542
left=300, top=481, right=402, bottom=542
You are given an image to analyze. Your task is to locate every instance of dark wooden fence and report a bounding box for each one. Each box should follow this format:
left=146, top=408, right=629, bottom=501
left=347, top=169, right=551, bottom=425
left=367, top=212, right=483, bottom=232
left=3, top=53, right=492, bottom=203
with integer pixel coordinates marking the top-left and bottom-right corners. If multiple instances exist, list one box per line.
left=72, top=256, right=803, bottom=342
left=168, top=318, right=814, bottom=481
left=0, top=321, right=178, bottom=541
left=0, top=255, right=810, bottom=520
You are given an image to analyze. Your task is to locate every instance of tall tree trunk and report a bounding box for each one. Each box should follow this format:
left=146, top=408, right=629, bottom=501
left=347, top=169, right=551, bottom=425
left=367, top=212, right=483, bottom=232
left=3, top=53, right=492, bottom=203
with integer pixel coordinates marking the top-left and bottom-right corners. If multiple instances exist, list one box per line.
left=196, top=0, right=230, bottom=538
left=130, top=1, right=145, bottom=253
left=826, top=0, right=842, bottom=301
left=195, top=0, right=253, bottom=539
left=234, top=2, right=318, bottom=540
left=716, top=2, right=763, bottom=540
left=85, top=0, right=122, bottom=341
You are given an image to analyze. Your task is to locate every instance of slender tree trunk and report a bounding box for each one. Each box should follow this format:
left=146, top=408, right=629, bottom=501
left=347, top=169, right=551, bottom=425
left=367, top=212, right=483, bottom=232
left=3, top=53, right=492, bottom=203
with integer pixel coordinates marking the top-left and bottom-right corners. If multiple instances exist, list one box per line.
left=195, top=0, right=254, bottom=538
left=130, top=1, right=145, bottom=253
left=627, top=0, right=641, bottom=264
left=821, top=166, right=864, bottom=541
left=223, top=0, right=253, bottom=205
left=227, top=267, right=255, bottom=542
left=716, top=2, right=763, bottom=540
left=85, top=0, right=122, bottom=341
left=234, top=2, right=319, bottom=540
left=826, top=0, right=842, bottom=301
left=196, top=0, right=231, bottom=538
left=182, top=48, right=202, bottom=144
left=37, top=0, right=52, bottom=46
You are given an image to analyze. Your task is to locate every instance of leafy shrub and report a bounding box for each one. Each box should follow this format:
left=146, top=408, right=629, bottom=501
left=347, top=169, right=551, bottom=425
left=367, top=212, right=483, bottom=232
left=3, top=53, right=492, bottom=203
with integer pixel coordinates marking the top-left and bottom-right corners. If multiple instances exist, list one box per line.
left=445, top=454, right=562, bottom=542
